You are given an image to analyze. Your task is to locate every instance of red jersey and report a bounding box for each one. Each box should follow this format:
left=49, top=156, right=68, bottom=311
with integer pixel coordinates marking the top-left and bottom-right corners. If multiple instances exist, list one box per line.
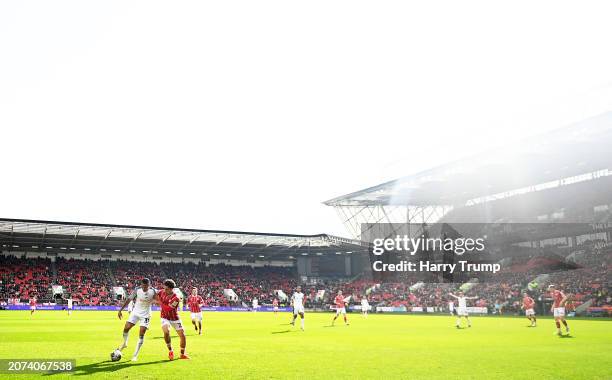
left=334, top=295, right=345, bottom=308
left=551, top=290, right=565, bottom=308
left=29, top=299, right=37, bottom=306
left=187, top=295, right=204, bottom=313
left=272, top=299, right=278, bottom=306
left=522, top=296, right=534, bottom=309
left=158, top=290, right=181, bottom=320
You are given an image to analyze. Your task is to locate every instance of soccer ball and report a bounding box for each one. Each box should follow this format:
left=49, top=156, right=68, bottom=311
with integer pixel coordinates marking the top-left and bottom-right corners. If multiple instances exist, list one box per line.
left=110, top=349, right=122, bottom=362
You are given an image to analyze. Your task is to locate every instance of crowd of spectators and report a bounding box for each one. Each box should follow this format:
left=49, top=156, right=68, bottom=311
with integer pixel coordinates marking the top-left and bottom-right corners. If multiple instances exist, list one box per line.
left=55, top=257, right=114, bottom=306
left=0, top=256, right=51, bottom=302
left=0, top=242, right=609, bottom=315
left=0, top=256, right=299, bottom=307
left=330, top=245, right=611, bottom=314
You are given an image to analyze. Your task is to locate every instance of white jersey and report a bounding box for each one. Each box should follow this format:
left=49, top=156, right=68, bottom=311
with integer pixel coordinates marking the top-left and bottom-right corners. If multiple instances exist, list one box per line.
left=67, top=299, right=73, bottom=308
left=361, top=299, right=369, bottom=307
left=291, top=292, right=305, bottom=307
left=129, top=287, right=157, bottom=318
left=456, top=296, right=468, bottom=309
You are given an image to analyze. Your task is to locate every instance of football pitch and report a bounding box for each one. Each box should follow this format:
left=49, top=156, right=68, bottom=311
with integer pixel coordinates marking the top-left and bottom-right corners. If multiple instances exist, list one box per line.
left=0, top=311, right=610, bottom=380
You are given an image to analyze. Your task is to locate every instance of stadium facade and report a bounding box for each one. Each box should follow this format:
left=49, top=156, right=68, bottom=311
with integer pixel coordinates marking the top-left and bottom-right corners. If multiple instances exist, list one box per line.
left=0, top=218, right=365, bottom=281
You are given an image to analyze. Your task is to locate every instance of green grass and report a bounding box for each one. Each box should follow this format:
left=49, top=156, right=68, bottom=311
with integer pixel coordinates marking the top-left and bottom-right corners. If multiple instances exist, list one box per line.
left=0, top=311, right=610, bottom=380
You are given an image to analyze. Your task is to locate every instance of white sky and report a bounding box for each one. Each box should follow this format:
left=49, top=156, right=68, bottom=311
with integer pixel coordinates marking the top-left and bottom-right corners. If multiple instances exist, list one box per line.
left=2, top=1, right=612, bottom=237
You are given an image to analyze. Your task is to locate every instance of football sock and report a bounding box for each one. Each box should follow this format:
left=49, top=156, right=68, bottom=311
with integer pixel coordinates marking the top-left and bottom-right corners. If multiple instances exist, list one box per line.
left=133, top=336, right=144, bottom=357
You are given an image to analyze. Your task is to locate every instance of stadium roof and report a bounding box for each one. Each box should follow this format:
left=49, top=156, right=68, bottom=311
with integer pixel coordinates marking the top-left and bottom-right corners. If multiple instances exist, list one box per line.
left=0, top=218, right=363, bottom=259
left=324, top=112, right=612, bottom=207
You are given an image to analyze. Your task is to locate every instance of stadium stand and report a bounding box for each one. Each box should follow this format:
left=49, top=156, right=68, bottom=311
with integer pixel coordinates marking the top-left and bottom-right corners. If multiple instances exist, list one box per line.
left=1, top=241, right=608, bottom=316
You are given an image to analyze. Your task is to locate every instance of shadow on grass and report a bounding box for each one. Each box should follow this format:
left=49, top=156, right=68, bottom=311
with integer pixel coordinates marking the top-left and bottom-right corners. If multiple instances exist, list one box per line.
left=271, top=329, right=293, bottom=334
left=43, top=359, right=168, bottom=377
left=559, top=334, right=574, bottom=339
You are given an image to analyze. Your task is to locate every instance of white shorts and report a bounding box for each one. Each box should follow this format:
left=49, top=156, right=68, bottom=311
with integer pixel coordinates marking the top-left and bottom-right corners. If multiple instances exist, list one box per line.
left=190, top=312, right=202, bottom=321
left=293, top=305, right=305, bottom=315
left=128, top=313, right=151, bottom=329
left=553, top=307, right=565, bottom=318
left=457, top=307, right=468, bottom=316
left=273, top=306, right=278, bottom=311
left=161, top=318, right=184, bottom=331
left=525, top=308, right=535, bottom=316
left=335, top=307, right=346, bottom=315
left=30, top=306, right=36, bottom=311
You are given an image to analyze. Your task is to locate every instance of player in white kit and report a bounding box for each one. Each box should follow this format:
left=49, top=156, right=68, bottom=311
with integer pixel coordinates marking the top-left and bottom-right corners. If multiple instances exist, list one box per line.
left=290, top=286, right=305, bottom=330
left=67, top=297, right=73, bottom=316
left=252, top=298, right=259, bottom=312
left=116, top=278, right=157, bottom=361
left=361, top=296, right=370, bottom=318
left=449, top=291, right=478, bottom=328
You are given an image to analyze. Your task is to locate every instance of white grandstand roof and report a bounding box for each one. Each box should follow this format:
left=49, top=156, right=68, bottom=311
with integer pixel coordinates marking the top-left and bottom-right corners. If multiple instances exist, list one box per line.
left=0, top=218, right=363, bottom=258
left=324, top=112, right=612, bottom=207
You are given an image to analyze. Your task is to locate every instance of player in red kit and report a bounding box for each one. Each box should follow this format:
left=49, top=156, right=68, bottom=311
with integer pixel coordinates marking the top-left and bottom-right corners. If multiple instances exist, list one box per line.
left=29, top=296, right=37, bottom=315
left=331, top=290, right=349, bottom=326
left=158, top=279, right=189, bottom=360
left=521, top=292, right=536, bottom=327
left=187, top=288, right=204, bottom=335
left=548, top=284, right=569, bottom=336
left=272, top=298, right=279, bottom=315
